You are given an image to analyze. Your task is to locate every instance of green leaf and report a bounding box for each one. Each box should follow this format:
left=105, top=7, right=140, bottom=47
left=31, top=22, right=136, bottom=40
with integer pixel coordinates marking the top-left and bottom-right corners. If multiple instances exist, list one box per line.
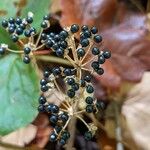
left=0, top=27, right=19, bottom=49
left=21, top=0, right=51, bottom=31
left=0, top=0, right=19, bottom=22
left=0, top=54, right=40, bottom=135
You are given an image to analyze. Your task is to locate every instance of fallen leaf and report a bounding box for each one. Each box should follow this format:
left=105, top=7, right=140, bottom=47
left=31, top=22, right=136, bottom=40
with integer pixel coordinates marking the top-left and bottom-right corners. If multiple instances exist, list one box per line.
left=0, top=124, right=37, bottom=148
left=122, top=72, right=150, bottom=150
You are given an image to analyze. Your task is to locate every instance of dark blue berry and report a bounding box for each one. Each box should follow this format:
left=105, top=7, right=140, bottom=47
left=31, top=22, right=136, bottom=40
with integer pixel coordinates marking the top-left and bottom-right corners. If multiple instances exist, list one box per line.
left=24, top=47, right=31, bottom=54
left=103, top=50, right=111, bottom=59
left=39, top=96, right=46, bottom=104
left=83, top=30, right=91, bottom=38
left=81, top=25, right=88, bottom=32
left=16, top=27, right=23, bottom=35
left=52, top=67, right=61, bottom=76
left=85, top=97, right=93, bottom=104
left=38, top=104, right=45, bottom=112
left=86, top=105, right=94, bottom=113
left=80, top=79, right=86, bottom=87
left=67, top=78, right=75, bottom=85
left=71, top=24, right=79, bottom=33
left=24, top=30, right=31, bottom=37
left=55, top=126, right=62, bottom=133
left=15, top=17, right=22, bottom=25
left=96, top=67, right=104, bottom=75
left=92, top=47, right=100, bottom=55
left=98, top=55, right=105, bottom=64
left=80, top=39, right=89, bottom=47
left=11, top=34, right=19, bottom=42
left=84, top=75, right=92, bottom=82
left=56, top=48, right=64, bottom=56
left=61, top=131, right=70, bottom=140
left=43, top=14, right=50, bottom=20
left=77, top=48, right=85, bottom=57
left=8, top=27, right=15, bottom=34
left=60, top=113, right=69, bottom=122
left=51, top=105, right=59, bottom=113
left=41, top=85, right=49, bottom=92
left=96, top=101, right=106, bottom=110
left=40, top=78, right=47, bottom=85
left=93, top=35, right=102, bottom=43
left=0, top=47, right=5, bottom=55
left=59, top=138, right=66, bottom=145
left=8, top=17, right=15, bottom=24
left=63, top=68, right=72, bottom=76
left=86, top=85, right=94, bottom=93
left=46, top=104, right=53, bottom=112
left=59, top=30, right=68, bottom=39
left=44, top=70, right=50, bottom=78
left=52, top=43, right=59, bottom=50
left=49, top=114, right=58, bottom=124
left=84, top=131, right=93, bottom=140
left=23, top=55, right=30, bottom=64
left=54, top=34, right=60, bottom=42
left=60, top=41, right=68, bottom=49
left=50, top=133, right=57, bottom=142
left=19, top=23, right=26, bottom=30
left=91, top=26, right=98, bottom=34
left=49, top=32, right=55, bottom=37
left=41, top=33, right=47, bottom=40
left=2, top=20, right=8, bottom=28
left=91, top=61, right=99, bottom=69
left=26, top=17, right=33, bottom=24
left=67, top=89, right=75, bottom=98
left=71, top=83, right=79, bottom=91
left=30, top=27, right=36, bottom=35
left=46, top=40, right=53, bottom=48
left=41, top=21, right=48, bottom=28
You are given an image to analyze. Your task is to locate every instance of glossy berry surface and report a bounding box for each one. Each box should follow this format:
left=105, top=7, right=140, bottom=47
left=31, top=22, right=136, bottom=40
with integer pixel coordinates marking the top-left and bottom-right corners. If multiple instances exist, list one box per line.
left=94, top=35, right=102, bottom=43
left=23, top=55, right=30, bottom=64
left=70, top=24, right=79, bottom=33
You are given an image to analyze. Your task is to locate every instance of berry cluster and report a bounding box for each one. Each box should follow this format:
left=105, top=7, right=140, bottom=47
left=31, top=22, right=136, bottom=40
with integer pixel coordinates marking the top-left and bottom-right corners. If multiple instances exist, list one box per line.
left=1, top=12, right=111, bottom=146
left=1, top=12, right=50, bottom=64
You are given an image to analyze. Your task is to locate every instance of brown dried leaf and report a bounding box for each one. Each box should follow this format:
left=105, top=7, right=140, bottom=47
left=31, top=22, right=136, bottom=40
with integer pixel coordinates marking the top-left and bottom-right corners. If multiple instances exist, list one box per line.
left=122, top=72, right=150, bottom=150
left=0, top=124, right=37, bottom=148
left=60, top=0, right=117, bottom=30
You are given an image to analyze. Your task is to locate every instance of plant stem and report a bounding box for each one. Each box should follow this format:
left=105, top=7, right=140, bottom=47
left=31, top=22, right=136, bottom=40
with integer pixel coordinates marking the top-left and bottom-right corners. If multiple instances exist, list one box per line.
left=147, top=0, right=150, bottom=12
left=35, top=55, right=72, bottom=66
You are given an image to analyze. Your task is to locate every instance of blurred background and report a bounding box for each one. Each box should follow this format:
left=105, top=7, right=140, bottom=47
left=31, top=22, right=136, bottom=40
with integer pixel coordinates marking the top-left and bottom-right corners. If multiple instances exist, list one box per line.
left=0, top=0, right=150, bottom=150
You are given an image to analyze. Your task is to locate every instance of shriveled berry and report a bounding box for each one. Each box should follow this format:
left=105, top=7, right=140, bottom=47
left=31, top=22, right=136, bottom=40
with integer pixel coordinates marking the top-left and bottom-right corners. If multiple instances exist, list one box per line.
left=103, top=50, right=111, bottom=59
left=71, top=24, right=79, bottom=33
left=92, top=47, right=100, bottom=55
left=91, top=26, right=98, bottom=34
left=86, top=85, right=94, bottom=93
left=67, top=89, right=75, bottom=98
left=23, top=55, right=30, bottom=64
left=93, top=35, right=102, bottom=43
left=84, top=131, right=93, bottom=140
